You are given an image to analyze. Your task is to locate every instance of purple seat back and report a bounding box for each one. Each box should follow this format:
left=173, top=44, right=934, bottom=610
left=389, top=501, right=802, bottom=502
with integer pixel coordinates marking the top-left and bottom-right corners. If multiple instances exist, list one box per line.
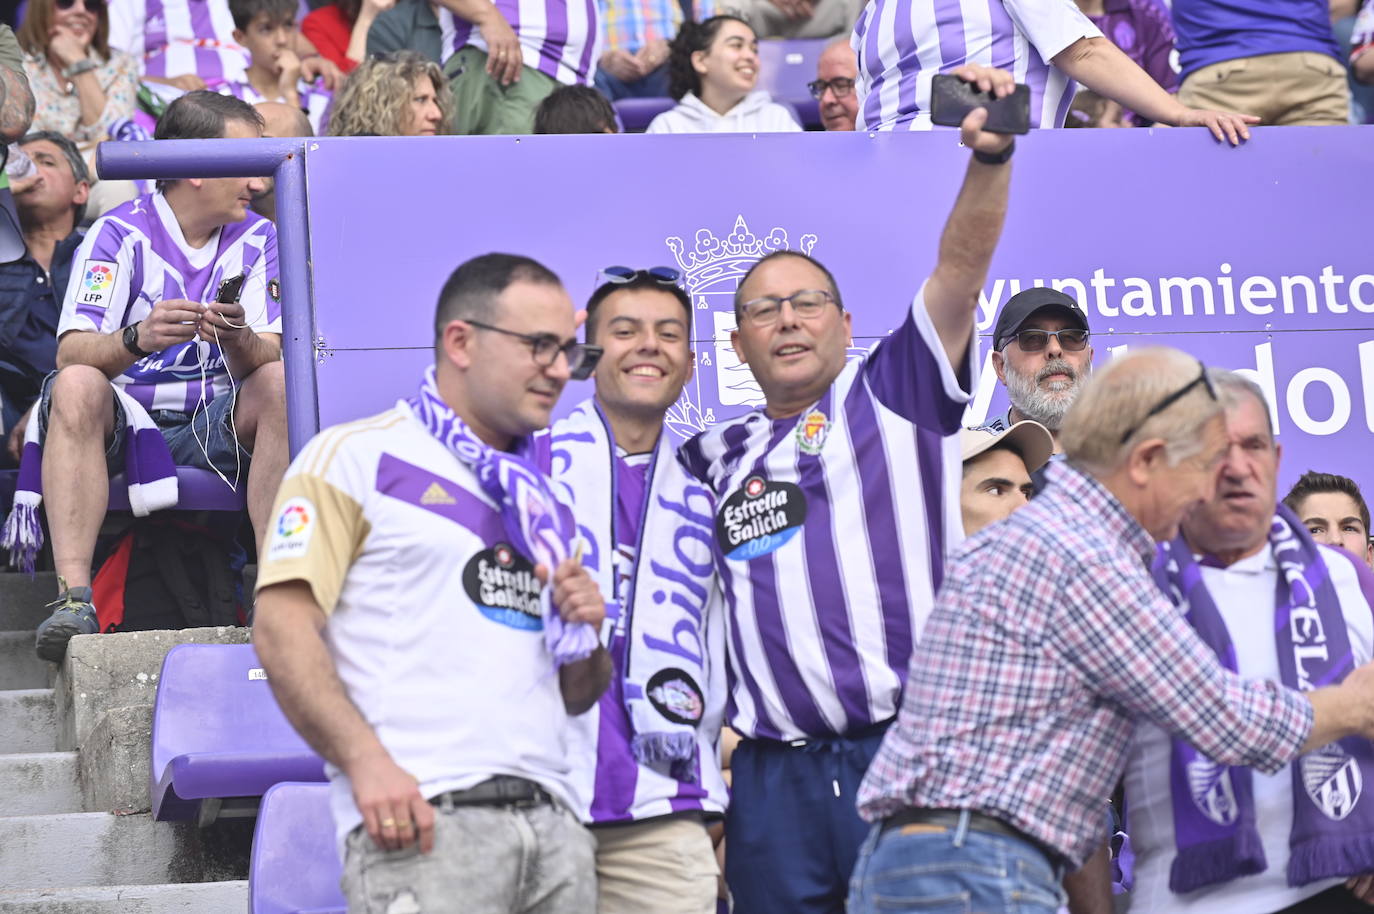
left=614, top=97, right=676, bottom=132
left=250, top=782, right=345, bottom=914
left=757, top=39, right=827, bottom=128
left=108, top=467, right=246, bottom=513
left=151, top=643, right=325, bottom=820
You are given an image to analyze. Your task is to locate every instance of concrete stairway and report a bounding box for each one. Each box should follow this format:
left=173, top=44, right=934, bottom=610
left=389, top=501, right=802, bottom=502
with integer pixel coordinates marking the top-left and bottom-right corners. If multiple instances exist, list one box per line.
left=0, top=572, right=251, bottom=913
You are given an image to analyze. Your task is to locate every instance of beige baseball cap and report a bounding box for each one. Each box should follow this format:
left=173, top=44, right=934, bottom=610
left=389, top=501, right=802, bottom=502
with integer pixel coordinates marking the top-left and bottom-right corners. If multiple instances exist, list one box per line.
left=960, top=421, right=1054, bottom=473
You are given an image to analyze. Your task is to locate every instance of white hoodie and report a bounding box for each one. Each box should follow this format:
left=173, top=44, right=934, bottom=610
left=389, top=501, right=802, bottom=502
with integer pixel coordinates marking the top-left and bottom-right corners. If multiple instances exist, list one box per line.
left=645, top=91, right=803, bottom=134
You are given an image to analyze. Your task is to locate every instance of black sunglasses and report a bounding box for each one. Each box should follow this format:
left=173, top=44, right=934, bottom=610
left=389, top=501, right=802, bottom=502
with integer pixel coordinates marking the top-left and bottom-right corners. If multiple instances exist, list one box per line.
left=55, top=0, right=104, bottom=12
left=1118, top=359, right=1217, bottom=445
left=465, top=319, right=603, bottom=381
left=1004, top=328, right=1090, bottom=352
left=599, top=265, right=682, bottom=286
left=807, top=77, right=855, bottom=100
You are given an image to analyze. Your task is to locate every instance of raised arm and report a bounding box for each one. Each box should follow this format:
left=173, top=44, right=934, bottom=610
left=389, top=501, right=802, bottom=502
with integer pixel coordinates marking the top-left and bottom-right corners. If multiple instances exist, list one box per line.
left=922, top=64, right=1016, bottom=371
left=1052, top=37, right=1256, bottom=144
left=254, top=580, right=436, bottom=853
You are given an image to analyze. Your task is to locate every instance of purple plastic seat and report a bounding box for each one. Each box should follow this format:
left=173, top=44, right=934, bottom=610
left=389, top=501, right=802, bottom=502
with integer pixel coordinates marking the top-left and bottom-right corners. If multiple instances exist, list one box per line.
left=151, top=643, right=326, bottom=822
left=108, top=467, right=246, bottom=513
left=614, top=97, right=676, bottom=132
left=250, top=782, right=346, bottom=914
left=757, top=39, right=827, bottom=129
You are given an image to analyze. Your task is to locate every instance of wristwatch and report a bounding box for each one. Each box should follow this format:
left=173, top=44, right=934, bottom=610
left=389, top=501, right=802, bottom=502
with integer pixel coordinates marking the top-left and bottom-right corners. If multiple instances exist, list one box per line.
left=973, top=140, right=1015, bottom=166
left=122, top=322, right=152, bottom=357
left=62, top=58, right=99, bottom=79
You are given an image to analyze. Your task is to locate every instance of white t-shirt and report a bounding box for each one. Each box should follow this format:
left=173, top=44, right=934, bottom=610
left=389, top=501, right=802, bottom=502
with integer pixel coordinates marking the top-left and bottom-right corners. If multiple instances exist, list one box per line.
left=1123, top=543, right=1374, bottom=914
left=256, top=405, right=576, bottom=853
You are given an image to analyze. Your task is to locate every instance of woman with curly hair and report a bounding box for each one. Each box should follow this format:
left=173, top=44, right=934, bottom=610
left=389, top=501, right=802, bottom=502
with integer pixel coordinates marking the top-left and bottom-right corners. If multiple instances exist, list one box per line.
left=325, top=50, right=450, bottom=136
left=646, top=15, right=800, bottom=134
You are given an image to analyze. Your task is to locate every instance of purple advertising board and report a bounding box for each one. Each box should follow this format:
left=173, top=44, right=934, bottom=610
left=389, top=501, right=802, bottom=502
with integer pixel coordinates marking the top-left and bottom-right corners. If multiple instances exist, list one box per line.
left=304, top=126, right=1374, bottom=500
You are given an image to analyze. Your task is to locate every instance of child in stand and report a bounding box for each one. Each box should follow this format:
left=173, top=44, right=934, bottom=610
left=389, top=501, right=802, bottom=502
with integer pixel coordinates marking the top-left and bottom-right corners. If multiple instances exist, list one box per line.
left=222, top=0, right=333, bottom=134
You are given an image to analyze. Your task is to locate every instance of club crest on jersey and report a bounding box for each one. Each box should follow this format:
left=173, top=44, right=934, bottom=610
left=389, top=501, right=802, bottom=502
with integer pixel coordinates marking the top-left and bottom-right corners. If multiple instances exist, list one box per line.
left=796, top=409, right=830, bottom=455
left=462, top=541, right=543, bottom=632
left=647, top=668, right=705, bottom=726
left=77, top=261, right=117, bottom=309
left=1302, top=743, right=1363, bottom=820
left=715, top=475, right=807, bottom=561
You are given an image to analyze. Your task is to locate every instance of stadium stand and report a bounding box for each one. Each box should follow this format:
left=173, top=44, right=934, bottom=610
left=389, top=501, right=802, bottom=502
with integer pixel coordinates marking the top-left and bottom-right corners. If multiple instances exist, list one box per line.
left=249, top=781, right=345, bottom=914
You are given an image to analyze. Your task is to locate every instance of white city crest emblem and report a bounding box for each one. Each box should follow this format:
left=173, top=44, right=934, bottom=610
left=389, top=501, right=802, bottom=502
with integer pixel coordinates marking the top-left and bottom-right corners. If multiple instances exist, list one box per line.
left=1186, top=756, right=1240, bottom=826
left=1302, top=743, right=1363, bottom=820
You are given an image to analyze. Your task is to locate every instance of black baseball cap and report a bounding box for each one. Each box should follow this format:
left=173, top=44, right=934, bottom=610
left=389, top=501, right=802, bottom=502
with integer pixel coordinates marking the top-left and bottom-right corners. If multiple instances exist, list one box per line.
left=993, top=288, right=1089, bottom=351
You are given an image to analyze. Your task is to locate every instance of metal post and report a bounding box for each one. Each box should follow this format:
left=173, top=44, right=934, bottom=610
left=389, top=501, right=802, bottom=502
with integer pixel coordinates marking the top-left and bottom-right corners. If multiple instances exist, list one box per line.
left=97, top=138, right=320, bottom=456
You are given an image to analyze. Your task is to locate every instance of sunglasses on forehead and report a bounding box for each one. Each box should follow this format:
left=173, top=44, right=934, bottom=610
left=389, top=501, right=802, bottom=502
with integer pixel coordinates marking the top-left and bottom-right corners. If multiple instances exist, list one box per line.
left=55, top=0, right=104, bottom=12
left=598, top=265, right=682, bottom=287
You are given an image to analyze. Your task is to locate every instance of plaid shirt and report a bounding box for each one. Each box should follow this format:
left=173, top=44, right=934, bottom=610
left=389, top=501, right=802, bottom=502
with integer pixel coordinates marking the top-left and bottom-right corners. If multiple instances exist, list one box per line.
left=856, top=460, right=1313, bottom=868
left=599, top=0, right=712, bottom=54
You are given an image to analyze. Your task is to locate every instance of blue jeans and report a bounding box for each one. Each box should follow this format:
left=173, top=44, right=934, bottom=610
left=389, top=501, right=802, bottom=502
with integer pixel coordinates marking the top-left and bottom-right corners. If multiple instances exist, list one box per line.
left=847, top=812, right=1066, bottom=914
left=594, top=63, right=669, bottom=100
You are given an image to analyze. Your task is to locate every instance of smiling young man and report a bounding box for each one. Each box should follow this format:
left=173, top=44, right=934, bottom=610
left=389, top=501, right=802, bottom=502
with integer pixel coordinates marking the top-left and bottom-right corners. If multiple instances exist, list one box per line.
left=254, top=253, right=612, bottom=914
left=1123, top=372, right=1374, bottom=914
left=9, top=91, right=288, bottom=663
left=538, top=267, right=728, bottom=914
left=673, top=62, right=1019, bottom=914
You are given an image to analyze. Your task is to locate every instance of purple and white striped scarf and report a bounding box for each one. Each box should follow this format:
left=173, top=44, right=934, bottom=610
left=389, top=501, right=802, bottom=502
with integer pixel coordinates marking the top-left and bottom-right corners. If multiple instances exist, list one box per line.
left=1, top=385, right=178, bottom=573
left=407, top=366, right=597, bottom=667
left=1152, top=505, right=1374, bottom=893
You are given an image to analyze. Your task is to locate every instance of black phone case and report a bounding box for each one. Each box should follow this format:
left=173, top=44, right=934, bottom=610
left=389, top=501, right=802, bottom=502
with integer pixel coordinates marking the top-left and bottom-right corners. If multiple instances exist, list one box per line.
left=929, top=75, right=1031, bottom=135
left=215, top=273, right=247, bottom=304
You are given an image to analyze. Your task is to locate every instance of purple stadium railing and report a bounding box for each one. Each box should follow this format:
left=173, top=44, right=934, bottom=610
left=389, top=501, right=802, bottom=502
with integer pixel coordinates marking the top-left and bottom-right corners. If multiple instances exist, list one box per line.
left=98, top=139, right=320, bottom=458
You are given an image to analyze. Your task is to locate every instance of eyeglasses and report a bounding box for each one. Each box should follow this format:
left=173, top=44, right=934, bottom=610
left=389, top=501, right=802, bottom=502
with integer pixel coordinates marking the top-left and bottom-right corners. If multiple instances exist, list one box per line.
left=1118, top=359, right=1217, bottom=445
left=807, top=77, right=855, bottom=100
left=599, top=265, right=682, bottom=286
left=738, top=289, right=839, bottom=327
left=465, top=319, right=603, bottom=381
left=55, top=0, right=104, bottom=12
left=1004, top=328, right=1090, bottom=352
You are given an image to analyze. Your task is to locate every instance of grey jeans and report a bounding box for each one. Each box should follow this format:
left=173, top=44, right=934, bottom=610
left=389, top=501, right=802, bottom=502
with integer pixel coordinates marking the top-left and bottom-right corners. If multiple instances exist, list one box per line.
left=341, top=800, right=597, bottom=914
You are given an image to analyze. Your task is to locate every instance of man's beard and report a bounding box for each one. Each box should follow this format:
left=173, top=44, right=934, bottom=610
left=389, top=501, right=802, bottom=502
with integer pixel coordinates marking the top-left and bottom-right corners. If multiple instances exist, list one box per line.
left=1004, top=358, right=1082, bottom=431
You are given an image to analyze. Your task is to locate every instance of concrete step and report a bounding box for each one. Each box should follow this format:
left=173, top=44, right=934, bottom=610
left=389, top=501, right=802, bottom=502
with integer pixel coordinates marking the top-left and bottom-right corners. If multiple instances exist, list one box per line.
left=0, top=691, right=54, bottom=755
left=0, top=813, right=251, bottom=890
left=0, top=753, right=80, bottom=816
left=0, top=632, right=51, bottom=691
left=0, top=574, right=57, bottom=634
left=0, top=880, right=248, bottom=913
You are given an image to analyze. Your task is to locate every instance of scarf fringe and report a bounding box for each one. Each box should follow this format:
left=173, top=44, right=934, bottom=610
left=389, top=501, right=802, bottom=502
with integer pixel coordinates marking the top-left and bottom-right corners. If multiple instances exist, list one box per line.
left=1288, top=833, right=1374, bottom=886
left=544, top=611, right=599, bottom=666
left=1168, top=829, right=1267, bottom=894
left=631, top=731, right=698, bottom=782
left=0, top=495, right=41, bottom=575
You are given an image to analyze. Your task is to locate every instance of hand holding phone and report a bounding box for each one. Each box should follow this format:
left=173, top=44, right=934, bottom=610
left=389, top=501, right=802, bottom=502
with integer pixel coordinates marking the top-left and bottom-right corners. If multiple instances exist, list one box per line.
left=930, top=71, right=1030, bottom=135
left=199, top=272, right=249, bottom=341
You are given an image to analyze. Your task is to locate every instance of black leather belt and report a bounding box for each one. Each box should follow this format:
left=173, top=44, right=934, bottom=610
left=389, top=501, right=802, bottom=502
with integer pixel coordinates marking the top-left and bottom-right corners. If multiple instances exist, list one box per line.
left=881, top=808, right=1062, bottom=868
left=430, top=776, right=553, bottom=810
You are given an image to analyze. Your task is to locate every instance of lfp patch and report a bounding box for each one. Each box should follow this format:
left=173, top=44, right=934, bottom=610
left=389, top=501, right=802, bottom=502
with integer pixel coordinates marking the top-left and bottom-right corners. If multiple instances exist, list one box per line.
left=76, top=261, right=118, bottom=309
left=267, top=496, right=315, bottom=561
left=796, top=409, right=830, bottom=455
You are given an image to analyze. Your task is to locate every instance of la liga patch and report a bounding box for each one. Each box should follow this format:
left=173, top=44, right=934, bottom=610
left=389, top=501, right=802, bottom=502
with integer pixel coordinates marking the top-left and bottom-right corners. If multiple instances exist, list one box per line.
left=75, top=260, right=118, bottom=311
left=267, top=496, right=315, bottom=561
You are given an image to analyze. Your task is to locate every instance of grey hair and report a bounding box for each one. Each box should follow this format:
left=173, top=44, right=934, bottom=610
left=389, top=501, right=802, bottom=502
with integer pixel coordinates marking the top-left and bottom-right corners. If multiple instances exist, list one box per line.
left=1211, top=369, right=1275, bottom=441
left=1060, top=346, right=1223, bottom=475
left=20, top=131, right=90, bottom=185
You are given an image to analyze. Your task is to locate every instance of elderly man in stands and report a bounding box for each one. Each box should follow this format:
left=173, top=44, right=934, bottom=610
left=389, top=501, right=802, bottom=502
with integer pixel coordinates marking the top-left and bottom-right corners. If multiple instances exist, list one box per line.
left=811, top=38, right=858, bottom=130
left=253, top=253, right=611, bottom=913
left=850, top=347, right=1374, bottom=913
left=0, top=133, right=90, bottom=467
left=1123, top=372, right=1374, bottom=914
left=9, top=92, right=287, bottom=663
left=984, top=288, right=1093, bottom=455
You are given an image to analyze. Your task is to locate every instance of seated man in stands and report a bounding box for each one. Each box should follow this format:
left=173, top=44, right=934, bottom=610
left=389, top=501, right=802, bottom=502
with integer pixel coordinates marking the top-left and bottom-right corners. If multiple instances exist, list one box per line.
left=7, top=91, right=287, bottom=663
left=0, top=132, right=90, bottom=467
left=811, top=37, right=858, bottom=130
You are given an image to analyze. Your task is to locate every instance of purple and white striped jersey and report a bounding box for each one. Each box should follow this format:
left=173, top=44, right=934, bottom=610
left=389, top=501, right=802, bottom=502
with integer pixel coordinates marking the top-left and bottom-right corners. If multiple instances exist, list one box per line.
left=851, top=0, right=1102, bottom=132
left=676, top=287, right=974, bottom=742
left=437, top=0, right=599, bottom=85
left=219, top=79, right=333, bottom=135
left=108, top=0, right=249, bottom=85
left=57, top=193, right=281, bottom=414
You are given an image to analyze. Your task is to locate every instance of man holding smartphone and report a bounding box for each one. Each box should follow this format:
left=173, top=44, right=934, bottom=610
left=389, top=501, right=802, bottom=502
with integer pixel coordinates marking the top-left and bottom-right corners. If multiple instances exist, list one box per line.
left=11, top=91, right=287, bottom=662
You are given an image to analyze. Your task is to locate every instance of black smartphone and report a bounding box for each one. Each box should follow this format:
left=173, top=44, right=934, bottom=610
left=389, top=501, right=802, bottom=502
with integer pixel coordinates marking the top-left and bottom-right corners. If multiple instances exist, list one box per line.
left=929, top=74, right=1031, bottom=135
left=215, top=272, right=247, bottom=304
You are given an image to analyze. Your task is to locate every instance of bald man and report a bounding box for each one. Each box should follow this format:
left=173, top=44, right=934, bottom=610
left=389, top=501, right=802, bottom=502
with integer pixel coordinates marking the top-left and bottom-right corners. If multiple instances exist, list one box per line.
left=812, top=39, right=859, bottom=131
left=251, top=101, right=312, bottom=223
